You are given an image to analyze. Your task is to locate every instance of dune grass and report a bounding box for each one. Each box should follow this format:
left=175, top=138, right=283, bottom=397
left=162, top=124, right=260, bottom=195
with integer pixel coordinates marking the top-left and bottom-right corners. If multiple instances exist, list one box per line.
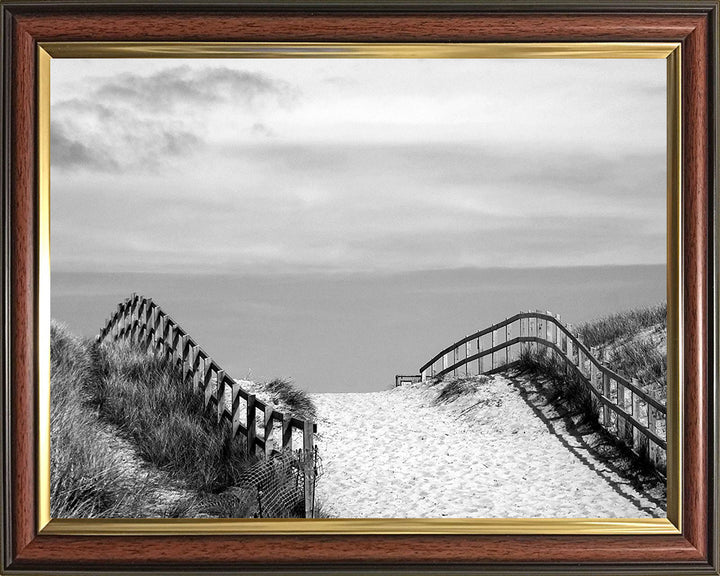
left=90, top=340, right=254, bottom=494
left=608, top=339, right=666, bottom=402
left=51, top=322, right=314, bottom=518
left=433, top=375, right=490, bottom=404
left=264, top=377, right=317, bottom=421
left=577, top=303, right=667, bottom=402
left=576, top=303, right=667, bottom=348
left=50, top=322, right=150, bottom=518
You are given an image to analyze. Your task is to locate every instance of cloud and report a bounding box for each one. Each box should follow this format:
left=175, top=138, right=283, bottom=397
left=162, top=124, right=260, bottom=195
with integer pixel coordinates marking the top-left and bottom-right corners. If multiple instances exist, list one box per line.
left=50, top=138, right=665, bottom=275
left=251, top=122, right=274, bottom=138
left=51, top=65, right=297, bottom=172
left=50, top=59, right=666, bottom=274
left=50, top=123, right=119, bottom=170
left=94, top=65, right=297, bottom=112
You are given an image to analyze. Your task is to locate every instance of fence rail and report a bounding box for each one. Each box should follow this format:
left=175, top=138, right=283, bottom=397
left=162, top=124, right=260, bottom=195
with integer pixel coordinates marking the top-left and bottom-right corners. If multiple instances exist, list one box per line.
left=418, top=310, right=667, bottom=471
left=96, top=293, right=318, bottom=516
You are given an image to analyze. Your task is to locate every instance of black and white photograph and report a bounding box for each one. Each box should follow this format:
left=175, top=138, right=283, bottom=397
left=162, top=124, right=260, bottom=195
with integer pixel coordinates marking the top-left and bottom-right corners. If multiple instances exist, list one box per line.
left=50, top=56, right=668, bottom=520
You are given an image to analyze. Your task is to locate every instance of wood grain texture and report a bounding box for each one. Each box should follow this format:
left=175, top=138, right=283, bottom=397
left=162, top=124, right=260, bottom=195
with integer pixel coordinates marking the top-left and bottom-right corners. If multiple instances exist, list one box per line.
left=10, top=15, right=37, bottom=561
left=3, top=4, right=716, bottom=573
left=12, top=12, right=706, bottom=42
left=681, top=12, right=710, bottom=560
left=10, top=534, right=707, bottom=567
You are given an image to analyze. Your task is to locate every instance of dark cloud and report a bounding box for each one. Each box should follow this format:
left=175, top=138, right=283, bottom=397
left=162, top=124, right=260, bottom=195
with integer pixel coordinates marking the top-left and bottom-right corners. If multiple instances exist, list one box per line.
left=51, top=65, right=296, bottom=172
left=51, top=122, right=119, bottom=170
left=51, top=114, right=201, bottom=171
left=94, top=65, right=297, bottom=112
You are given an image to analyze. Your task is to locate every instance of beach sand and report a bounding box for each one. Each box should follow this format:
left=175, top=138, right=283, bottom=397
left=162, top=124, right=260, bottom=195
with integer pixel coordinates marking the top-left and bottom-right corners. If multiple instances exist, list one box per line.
left=309, top=375, right=665, bottom=518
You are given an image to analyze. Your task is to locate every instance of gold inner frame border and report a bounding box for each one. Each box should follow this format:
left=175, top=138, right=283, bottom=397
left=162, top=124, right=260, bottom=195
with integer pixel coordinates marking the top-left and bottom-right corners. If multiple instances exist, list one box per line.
left=36, top=41, right=682, bottom=536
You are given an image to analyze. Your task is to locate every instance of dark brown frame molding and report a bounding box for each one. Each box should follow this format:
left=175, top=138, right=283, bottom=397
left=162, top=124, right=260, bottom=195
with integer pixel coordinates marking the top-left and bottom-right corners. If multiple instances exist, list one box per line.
left=1, top=1, right=717, bottom=574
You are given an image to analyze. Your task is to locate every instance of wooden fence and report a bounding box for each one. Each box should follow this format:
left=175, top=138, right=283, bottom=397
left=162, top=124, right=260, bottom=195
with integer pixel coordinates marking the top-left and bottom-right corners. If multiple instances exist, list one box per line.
left=96, top=293, right=318, bottom=516
left=418, top=310, right=667, bottom=472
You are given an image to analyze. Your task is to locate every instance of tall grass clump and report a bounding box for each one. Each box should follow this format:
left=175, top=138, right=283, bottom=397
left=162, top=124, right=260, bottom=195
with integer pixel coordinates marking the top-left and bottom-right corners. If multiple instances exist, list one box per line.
left=52, top=321, right=313, bottom=518
left=50, top=322, right=148, bottom=518
left=577, top=303, right=667, bottom=348
left=608, top=339, right=666, bottom=402
left=91, top=340, right=253, bottom=493
left=516, top=347, right=599, bottom=425
left=577, top=303, right=667, bottom=403
left=433, top=375, right=490, bottom=405
left=264, top=377, right=317, bottom=421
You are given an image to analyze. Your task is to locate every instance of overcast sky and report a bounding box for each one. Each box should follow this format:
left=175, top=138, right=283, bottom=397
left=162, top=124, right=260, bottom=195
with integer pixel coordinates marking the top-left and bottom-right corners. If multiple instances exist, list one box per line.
left=50, top=58, right=666, bottom=275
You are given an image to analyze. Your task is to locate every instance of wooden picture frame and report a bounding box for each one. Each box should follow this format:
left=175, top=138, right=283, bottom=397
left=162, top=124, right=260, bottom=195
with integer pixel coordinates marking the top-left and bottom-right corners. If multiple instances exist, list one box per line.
left=1, top=1, right=717, bottom=573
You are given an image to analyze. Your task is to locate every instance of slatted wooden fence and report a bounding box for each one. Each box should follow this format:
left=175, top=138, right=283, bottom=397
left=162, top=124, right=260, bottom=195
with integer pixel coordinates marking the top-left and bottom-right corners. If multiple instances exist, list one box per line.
left=417, top=310, right=667, bottom=472
left=96, top=293, right=318, bottom=516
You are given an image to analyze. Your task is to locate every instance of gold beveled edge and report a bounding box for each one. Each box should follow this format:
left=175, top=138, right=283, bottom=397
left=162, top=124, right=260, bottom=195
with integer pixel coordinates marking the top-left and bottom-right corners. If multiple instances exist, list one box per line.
left=41, top=517, right=678, bottom=536
left=37, top=46, right=51, bottom=533
left=665, top=44, right=682, bottom=532
left=39, top=41, right=679, bottom=59
left=35, top=41, right=683, bottom=536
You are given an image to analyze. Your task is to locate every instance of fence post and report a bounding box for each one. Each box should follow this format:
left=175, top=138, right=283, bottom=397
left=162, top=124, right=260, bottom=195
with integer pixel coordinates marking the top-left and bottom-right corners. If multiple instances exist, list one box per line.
left=148, top=303, right=157, bottom=351
left=216, top=370, right=226, bottom=423
left=617, top=381, right=627, bottom=440
left=203, top=361, right=214, bottom=408
left=464, top=340, right=470, bottom=376
left=166, top=323, right=175, bottom=363
left=119, top=300, right=128, bottom=340
left=172, top=326, right=180, bottom=366
left=491, top=328, right=495, bottom=370
left=130, top=294, right=138, bottom=343
left=303, top=421, right=315, bottom=518
left=648, top=405, right=657, bottom=463
left=505, top=320, right=509, bottom=366
left=231, top=381, right=242, bottom=438
left=477, top=336, right=483, bottom=374
left=602, top=373, right=611, bottom=427
left=111, top=309, right=118, bottom=340
left=545, top=311, right=551, bottom=343
left=282, top=414, right=293, bottom=450
left=453, top=346, right=458, bottom=377
left=632, top=379, right=641, bottom=450
left=191, top=346, right=201, bottom=392
left=181, top=335, right=190, bottom=380
left=156, top=314, right=164, bottom=354
left=555, top=314, right=562, bottom=350
left=137, top=298, right=146, bottom=347
left=536, top=310, right=544, bottom=354
left=247, top=394, right=257, bottom=454
left=264, top=407, right=274, bottom=456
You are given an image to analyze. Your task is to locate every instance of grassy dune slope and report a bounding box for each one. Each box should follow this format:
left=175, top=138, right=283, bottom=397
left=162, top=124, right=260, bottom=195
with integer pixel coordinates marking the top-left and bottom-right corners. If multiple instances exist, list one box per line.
left=50, top=321, right=316, bottom=519
left=577, top=303, right=667, bottom=403
left=512, top=303, right=668, bottom=478
left=51, top=323, right=153, bottom=517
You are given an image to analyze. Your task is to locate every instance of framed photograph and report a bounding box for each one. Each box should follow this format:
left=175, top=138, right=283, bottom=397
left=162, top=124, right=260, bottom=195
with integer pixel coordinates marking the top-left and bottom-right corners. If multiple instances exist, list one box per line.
left=1, top=1, right=717, bottom=574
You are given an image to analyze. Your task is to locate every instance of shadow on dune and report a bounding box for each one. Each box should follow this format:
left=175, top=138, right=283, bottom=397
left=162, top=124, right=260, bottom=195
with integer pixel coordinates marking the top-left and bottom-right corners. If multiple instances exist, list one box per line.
left=505, top=373, right=666, bottom=517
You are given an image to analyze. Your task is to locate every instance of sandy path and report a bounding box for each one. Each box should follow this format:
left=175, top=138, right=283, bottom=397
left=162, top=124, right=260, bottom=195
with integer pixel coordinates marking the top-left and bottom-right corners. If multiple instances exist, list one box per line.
left=93, top=421, right=196, bottom=517
left=310, top=375, right=665, bottom=518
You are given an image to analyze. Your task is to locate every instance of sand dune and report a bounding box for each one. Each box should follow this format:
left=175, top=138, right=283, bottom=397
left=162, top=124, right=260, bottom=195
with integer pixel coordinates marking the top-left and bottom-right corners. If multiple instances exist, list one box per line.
left=310, top=375, right=665, bottom=518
